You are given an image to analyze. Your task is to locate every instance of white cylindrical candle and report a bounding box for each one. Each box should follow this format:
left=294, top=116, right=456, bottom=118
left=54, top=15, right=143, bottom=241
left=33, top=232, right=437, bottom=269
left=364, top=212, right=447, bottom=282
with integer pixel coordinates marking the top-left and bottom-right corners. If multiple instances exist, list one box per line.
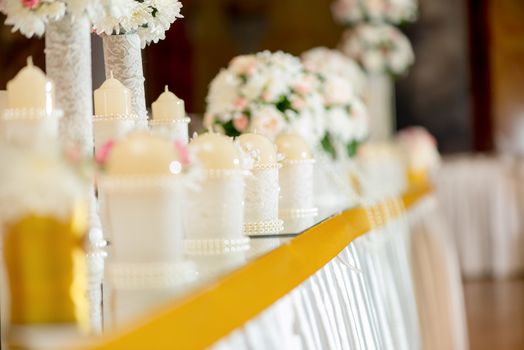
left=238, top=133, right=282, bottom=236
left=152, top=86, right=185, bottom=121
left=99, top=131, right=192, bottom=329
left=276, top=133, right=317, bottom=234
left=150, top=86, right=190, bottom=144
left=6, top=57, right=54, bottom=115
left=93, top=72, right=133, bottom=116
left=186, top=133, right=248, bottom=278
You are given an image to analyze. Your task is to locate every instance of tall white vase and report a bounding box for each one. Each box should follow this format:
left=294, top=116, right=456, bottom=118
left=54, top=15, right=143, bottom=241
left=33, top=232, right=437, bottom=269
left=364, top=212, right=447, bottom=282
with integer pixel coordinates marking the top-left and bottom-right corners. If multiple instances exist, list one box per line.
left=45, top=14, right=93, bottom=153
left=366, top=74, right=395, bottom=142
left=103, top=34, right=148, bottom=124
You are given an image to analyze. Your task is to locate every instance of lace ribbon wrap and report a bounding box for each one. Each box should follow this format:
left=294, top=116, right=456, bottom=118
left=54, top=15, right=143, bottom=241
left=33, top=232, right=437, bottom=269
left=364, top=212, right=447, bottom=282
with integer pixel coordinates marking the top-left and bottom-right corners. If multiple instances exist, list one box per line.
left=244, top=166, right=283, bottom=236
left=279, top=160, right=318, bottom=234
left=92, top=114, right=139, bottom=152
left=45, top=15, right=93, bottom=154
left=103, top=34, right=148, bottom=124
left=149, top=118, right=190, bottom=144
left=185, top=171, right=245, bottom=242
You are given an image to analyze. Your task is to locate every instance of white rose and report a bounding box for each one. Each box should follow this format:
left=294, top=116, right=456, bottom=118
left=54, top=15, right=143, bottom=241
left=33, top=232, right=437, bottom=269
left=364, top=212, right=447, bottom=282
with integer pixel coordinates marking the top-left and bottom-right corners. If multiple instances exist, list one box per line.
left=248, top=105, right=286, bottom=140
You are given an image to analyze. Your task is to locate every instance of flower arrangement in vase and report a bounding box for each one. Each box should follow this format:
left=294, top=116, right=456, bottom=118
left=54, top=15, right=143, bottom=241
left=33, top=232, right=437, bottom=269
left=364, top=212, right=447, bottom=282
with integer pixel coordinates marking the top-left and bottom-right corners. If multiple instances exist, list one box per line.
left=331, top=0, right=418, bottom=25
left=301, top=47, right=369, bottom=160
left=204, top=50, right=326, bottom=146
left=93, top=0, right=184, bottom=122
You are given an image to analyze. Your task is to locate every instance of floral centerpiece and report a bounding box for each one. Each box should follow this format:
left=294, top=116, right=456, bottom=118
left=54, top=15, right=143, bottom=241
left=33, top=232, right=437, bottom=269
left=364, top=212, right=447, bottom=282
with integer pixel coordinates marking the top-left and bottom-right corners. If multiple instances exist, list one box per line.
left=339, top=23, right=415, bottom=76
left=331, top=0, right=417, bottom=25
left=301, top=47, right=369, bottom=159
left=204, top=51, right=325, bottom=145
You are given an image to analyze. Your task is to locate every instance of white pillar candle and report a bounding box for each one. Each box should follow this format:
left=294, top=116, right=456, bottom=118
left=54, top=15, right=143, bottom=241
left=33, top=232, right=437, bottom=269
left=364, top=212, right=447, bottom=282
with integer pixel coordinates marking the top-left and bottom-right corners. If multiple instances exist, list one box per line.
left=93, top=72, right=133, bottom=117
left=6, top=57, right=54, bottom=114
left=238, top=133, right=282, bottom=236
left=99, top=131, right=193, bottom=329
left=150, top=86, right=190, bottom=144
left=276, top=133, right=317, bottom=234
left=186, top=133, right=248, bottom=278
left=152, top=86, right=185, bottom=121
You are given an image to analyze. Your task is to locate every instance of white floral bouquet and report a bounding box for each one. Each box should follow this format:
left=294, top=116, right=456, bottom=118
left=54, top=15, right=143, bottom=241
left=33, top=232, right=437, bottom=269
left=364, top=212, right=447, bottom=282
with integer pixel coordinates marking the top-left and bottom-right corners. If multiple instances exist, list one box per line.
left=331, top=0, right=417, bottom=25
left=301, top=47, right=369, bottom=159
left=1, top=0, right=182, bottom=46
left=92, top=0, right=183, bottom=47
left=396, top=126, right=440, bottom=170
left=204, top=51, right=326, bottom=145
left=339, top=23, right=414, bottom=76
left=0, top=0, right=95, bottom=37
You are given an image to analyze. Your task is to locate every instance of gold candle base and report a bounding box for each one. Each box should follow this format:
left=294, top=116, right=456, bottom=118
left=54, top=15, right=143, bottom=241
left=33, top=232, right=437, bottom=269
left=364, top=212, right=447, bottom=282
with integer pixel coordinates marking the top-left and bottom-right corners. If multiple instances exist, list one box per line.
left=407, top=168, right=429, bottom=187
left=3, top=211, right=89, bottom=348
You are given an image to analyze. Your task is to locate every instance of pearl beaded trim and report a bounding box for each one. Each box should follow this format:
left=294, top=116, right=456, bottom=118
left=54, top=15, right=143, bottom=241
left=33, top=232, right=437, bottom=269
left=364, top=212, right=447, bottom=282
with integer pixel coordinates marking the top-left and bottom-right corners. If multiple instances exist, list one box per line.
left=280, top=207, right=319, bottom=219
left=149, top=117, right=190, bottom=126
left=282, top=159, right=316, bottom=165
left=2, top=108, right=63, bottom=120
left=243, top=219, right=284, bottom=236
left=107, top=260, right=197, bottom=290
left=252, top=163, right=282, bottom=170
left=92, top=114, right=139, bottom=122
left=184, top=237, right=250, bottom=256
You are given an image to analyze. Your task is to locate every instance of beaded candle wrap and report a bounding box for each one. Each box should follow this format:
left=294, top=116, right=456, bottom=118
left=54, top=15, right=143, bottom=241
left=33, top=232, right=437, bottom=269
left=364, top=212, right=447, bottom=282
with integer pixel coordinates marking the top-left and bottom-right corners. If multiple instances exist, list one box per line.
left=149, top=86, right=190, bottom=144
left=0, top=145, right=89, bottom=349
left=93, top=73, right=138, bottom=153
left=276, top=133, right=317, bottom=234
left=98, top=132, right=194, bottom=328
left=186, top=133, right=249, bottom=276
left=0, top=58, right=62, bottom=146
left=238, top=133, right=283, bottom=236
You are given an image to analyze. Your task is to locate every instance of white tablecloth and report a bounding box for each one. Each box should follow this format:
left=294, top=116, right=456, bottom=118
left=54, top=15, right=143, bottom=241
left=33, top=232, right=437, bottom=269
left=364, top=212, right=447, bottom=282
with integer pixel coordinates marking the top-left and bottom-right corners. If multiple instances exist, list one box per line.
left=435, top=155, right=524, bottom=278
left=212, top=197, right=468, bottom=350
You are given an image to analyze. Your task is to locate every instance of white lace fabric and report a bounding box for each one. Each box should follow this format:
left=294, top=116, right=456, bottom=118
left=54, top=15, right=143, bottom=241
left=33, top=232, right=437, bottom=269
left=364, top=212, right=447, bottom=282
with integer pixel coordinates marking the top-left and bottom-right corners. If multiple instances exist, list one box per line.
left=45, top=15, right=93, bottom=154
left=103, top=34, right=148, bottom=123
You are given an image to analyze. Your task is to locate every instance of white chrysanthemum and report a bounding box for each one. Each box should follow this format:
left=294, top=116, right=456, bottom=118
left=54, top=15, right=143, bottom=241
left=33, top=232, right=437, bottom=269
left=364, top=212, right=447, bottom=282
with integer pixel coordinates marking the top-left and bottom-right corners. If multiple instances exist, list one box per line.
left=2, top=0, right=66, bottom=37
left=331, top=0, right=417, bottom=24
left=302, top=47, right=366, bottom=96
left=339, top=23, right=415, bottom=75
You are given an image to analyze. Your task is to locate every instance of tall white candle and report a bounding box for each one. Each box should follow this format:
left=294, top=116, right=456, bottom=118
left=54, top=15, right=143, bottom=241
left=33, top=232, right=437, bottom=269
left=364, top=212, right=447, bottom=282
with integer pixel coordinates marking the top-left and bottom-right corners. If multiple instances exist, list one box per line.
left=6, top=57, right=54, bottom=114
left=152, top=86, right=185, bottom=121
left=94, top=72, right=133, bottom=116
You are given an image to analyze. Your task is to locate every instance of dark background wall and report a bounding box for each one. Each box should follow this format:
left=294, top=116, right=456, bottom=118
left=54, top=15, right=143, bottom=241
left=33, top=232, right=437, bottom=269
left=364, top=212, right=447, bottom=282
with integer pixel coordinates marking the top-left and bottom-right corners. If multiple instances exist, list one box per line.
left=2, top=0, right=523, bottom=153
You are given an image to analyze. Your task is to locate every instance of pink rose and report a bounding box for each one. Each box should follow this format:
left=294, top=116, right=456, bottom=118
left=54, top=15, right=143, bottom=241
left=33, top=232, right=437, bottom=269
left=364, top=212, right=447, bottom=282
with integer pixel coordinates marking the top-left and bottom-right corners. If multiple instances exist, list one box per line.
left=22, top=0, right=39, bottom=9
left=95, top=140, right=115, bottom=166
left=174, top=140, right=191, bottom=167
left=233, top=114, right=249, bottom=132
left=234, top=97, right=248, bottom=110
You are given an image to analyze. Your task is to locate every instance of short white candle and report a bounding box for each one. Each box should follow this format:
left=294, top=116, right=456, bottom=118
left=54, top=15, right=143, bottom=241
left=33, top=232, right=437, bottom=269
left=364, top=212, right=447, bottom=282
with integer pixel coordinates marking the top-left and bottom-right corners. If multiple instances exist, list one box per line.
left=152, top=86, right=185, bottom=121
left=94, top=72, right=133, bottom=116
left=6, top=57, right=54, bottom=114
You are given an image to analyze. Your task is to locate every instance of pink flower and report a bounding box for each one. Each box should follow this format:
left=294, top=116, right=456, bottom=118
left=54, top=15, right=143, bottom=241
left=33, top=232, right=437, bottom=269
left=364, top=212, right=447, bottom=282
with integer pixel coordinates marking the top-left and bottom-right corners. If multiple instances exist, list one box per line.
left=233, top=114, right=249, bottom=132
left=95, top=140, right=115, bottom=166
left=175, top=140, right=191, bottom=167
left=22, top=0, right=39, bottom=9
left=234, top=97, right=248, bottom=110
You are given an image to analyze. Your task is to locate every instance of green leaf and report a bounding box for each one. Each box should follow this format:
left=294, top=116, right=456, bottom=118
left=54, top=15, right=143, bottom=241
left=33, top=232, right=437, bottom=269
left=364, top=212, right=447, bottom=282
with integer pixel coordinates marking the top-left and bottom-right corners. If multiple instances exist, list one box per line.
left=321, top=134, right=337, bottom=159
left=346, top=140, right=359, bottom=158
left=221, top=120, right=241, bottom=137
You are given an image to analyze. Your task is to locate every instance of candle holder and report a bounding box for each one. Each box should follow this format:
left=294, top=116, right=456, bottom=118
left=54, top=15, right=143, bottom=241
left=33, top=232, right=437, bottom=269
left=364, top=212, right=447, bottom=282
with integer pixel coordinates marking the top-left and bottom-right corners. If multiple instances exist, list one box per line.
left=92, top=114, right=139, bottom=153
left=45, top=14, right=93, bottom=154
left=0, top=145, right=89, bottom=348
left=98, top=132, right=195, bottom=329
left=276, top=134, right=318, bottom=234
left=149, top=118, right=190, bottom=144
left=186, top=133, right=249, bottom=277
left=238, top=134, right=283, bottom=237
left=0, top=108, right=62, bottom=146
left=103, top=33, right=147, bottom=125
